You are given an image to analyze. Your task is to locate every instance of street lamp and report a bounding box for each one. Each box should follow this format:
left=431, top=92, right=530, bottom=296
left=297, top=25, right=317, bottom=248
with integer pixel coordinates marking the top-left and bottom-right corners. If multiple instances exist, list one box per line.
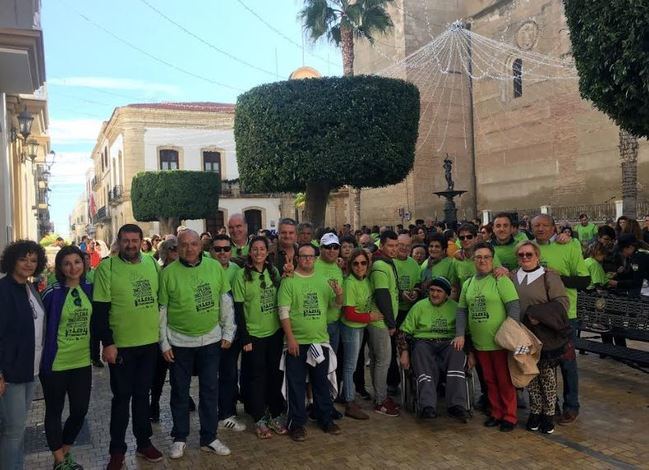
left=45, top=150, right=56, bottom=171
left=25, top=139, right=39, bottom=164
left=17, top=107, right=34, bottom=140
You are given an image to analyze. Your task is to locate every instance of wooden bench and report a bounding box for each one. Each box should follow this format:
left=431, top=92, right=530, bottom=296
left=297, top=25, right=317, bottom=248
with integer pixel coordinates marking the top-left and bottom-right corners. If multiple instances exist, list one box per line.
left=576, top=292, right=649, bottom=372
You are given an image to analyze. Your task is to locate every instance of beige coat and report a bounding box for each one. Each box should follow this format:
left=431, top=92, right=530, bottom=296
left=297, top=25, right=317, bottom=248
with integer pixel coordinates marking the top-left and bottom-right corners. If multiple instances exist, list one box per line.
left=494, top=317, right=542, bottom=387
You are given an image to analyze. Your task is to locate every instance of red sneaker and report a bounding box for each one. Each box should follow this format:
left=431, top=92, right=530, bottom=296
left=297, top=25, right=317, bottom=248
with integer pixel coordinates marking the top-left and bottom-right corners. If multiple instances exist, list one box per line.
left=385, top=396, right=401, bottom=410
left=136, top=444, right=163, bottom=462
left=374, top=399, right=400, bottom=417
left=106, top=453, right=125, bottom=470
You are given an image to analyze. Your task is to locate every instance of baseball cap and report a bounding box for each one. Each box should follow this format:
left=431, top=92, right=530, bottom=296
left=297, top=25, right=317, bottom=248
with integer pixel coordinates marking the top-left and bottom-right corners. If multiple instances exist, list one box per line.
left=320, top=232, right=340, bottom=246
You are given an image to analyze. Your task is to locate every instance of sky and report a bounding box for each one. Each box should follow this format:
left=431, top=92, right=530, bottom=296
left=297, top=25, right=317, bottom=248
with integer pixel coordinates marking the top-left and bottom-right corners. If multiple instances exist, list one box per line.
left=42, top=0, right=343, bottom=236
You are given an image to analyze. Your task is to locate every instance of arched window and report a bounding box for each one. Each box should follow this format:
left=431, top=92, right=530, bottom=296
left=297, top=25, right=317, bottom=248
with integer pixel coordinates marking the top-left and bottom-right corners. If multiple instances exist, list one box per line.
left=203, top=151, right=221, bottom=173
left=159, top=149, right=179, bottom=170
left=513, top=58, right=523, bottom=98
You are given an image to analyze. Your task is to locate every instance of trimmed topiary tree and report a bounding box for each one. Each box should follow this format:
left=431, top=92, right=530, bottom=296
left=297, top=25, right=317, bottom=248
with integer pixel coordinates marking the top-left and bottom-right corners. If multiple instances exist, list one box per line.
left=131, top=171, right=220, bottom=235
left=564, top=0, right=648, bottom=217
left=234, top=75, right=420, bottom=228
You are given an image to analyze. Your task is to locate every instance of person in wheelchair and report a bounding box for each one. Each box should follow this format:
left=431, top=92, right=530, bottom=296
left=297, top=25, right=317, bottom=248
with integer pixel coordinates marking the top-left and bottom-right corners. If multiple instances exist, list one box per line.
left=397, top=277, right=470, bottom=422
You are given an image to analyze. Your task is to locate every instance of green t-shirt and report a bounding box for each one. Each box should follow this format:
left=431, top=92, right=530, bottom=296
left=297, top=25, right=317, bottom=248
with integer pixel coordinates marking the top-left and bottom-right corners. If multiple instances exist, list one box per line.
left=454, top=253, right=502, bottom=287
left=401, top=298, right=458, bottom=340
left=85, top=269, right=95, bottom=284
left=158, top=258, right=230, bottom=336
left=585, top=257, right=608, bottom=288
left=492, top=240, right=518, bottom=271
left=394, top=257, right=421, bottom=312
left=341, top=275, right=373, bottom=328
left=420, top=256, right=457, bottom=285
left=538, top=239, right=589, bottom=319
left=52, top=287, right=92, bottom=371
left=232, top=267, right=280, bottom=338
left=314, top=258, right=344, bottom=323
left=514, top=232, right=530, bottom=242
left=278, top=271, right=333, bottom=344
left=224, top=262, right=241, bottom=285
left=574, top=223, right=598, bottom=243
left=459, top=275, right=519, bottom=351
left=93, top=255, right=160, bottom=348
left=370, top=258, right=399, bottom=329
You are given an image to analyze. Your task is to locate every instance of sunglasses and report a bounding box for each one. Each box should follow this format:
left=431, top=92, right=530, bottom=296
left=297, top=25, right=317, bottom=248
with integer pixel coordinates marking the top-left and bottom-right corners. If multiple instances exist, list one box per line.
left=352, top=260, right=368, bottom=267
left=211, top=246, right=231, bottom=253
left=322, top=244, right=340, bottom=250
left=71, top=288, right=82, bottom=307
left=458, top=235, right=474, bottom=241
left=517, top=252, right=535, bottom=259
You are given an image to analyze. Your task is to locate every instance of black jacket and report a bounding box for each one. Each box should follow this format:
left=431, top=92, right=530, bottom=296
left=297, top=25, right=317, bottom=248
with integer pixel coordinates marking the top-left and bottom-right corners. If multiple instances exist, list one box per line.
left=0, top=275, right=43, bottom=383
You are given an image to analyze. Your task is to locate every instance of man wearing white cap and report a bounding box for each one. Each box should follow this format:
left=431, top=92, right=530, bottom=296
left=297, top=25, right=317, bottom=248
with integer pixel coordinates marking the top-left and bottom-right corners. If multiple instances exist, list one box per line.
left=314, top=232, right=344, bottom=353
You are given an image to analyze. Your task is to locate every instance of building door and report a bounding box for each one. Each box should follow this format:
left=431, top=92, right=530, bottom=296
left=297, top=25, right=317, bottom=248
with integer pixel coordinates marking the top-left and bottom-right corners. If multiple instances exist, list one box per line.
left=244, top=209, right=262, bottom=235
left=205, top=210, right=225, bottom=236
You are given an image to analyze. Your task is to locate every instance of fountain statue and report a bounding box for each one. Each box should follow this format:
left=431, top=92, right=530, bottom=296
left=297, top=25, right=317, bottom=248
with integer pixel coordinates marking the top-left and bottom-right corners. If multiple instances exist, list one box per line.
left=434, top=156, right=466, bottom=225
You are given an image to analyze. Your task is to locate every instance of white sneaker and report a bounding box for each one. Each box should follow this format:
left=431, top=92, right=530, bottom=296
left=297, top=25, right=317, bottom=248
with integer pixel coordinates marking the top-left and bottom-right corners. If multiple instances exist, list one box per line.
left=201, top=438, right=231, bottom=456
left=169, top=441, right=186, bottom=459
left=218, top=415, right=246, bottom=432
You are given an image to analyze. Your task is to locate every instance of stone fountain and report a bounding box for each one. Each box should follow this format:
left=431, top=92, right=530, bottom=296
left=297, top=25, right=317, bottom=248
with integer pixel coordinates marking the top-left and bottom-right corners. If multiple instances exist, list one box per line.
left=433, top=156, right=466, bottom=226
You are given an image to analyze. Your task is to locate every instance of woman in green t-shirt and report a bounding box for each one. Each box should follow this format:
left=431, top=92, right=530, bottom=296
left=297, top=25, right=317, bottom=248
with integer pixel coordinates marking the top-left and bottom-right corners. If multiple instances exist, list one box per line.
left=233, top=236, right=286, bottom=439
left=456, top=242, right=521, bottom=432
left=40, top=246, right=93, bottom=470
left=340, top=249, right=383, bottom=420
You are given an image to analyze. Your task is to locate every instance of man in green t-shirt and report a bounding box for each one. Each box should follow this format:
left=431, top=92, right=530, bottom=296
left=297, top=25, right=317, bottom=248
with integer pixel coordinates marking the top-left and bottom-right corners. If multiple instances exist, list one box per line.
left=208, top=234, right=246, bottom=433
left=227, top=213, right=250, bottom=260
left=574, top=213, right=598, bottom=245
left=490, top=213, right=519, bottom=271
left=314, top=232, right=344, bottom=351
left=398, top=277, right=469, bottom=422
left=532, top=214, right=590, bottom=425
left=370, top=230, right=401, bottom=417
left=278, top=243, right=343, bottom=442
left=158, top=230, right=235, bottom=458
left=92, top=224, right=163, bottom=467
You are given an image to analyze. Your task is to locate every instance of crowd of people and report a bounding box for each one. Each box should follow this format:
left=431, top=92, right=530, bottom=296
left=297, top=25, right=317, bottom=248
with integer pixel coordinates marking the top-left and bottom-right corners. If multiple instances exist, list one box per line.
left=0, top=211, right=646, bottom=470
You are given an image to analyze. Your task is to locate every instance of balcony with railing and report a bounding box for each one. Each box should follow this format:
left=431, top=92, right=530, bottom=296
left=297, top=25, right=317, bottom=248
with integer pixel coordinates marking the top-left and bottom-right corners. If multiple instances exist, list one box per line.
left=108, top=185, right=123, bottom=205
left=95, top=206, right=109, bottom=222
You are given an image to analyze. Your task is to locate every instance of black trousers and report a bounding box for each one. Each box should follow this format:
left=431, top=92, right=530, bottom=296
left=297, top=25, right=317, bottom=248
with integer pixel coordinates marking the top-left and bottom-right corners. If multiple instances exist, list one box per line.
left=39, top=366, right=92, bottom=452
left=353, top=329, right=369, bottom=391
left=90, top=335, right=101, bottom=362
left=108, top=343, right=157, bottom=454
left=218, top=337, right=242, bottom=420
left=241, top=330, right=285, bottom=422
left=150, top=350, right=169, bottom=413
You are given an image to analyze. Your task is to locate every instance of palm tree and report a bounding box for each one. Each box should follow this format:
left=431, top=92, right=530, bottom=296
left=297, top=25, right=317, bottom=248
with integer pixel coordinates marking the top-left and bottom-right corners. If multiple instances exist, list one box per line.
left=300, top=0, right=394, bottom=228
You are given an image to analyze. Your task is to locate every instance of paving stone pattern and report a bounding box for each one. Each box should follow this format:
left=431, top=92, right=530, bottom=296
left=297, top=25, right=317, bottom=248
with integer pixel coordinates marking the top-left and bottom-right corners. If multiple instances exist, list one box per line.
left=24, top=350, right=649, bottom=469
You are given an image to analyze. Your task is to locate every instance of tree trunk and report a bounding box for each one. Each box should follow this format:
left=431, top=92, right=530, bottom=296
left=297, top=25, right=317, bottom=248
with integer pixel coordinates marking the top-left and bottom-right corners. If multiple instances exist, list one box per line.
left=304, top=181, right=330, bottom=230
left=619, top=129, right=639, bottom=219
left=159, top=216, right=180, bottom=237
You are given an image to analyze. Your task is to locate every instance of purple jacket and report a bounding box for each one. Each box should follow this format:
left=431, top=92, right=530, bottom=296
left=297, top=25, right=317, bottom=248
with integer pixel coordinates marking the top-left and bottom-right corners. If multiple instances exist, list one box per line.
left=40, top=281, right=93, bottom=375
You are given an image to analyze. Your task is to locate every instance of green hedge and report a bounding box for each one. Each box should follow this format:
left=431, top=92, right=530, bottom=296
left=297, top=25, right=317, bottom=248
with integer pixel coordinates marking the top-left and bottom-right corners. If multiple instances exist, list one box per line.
left=131, top=171, right=220, bottom=221
left=564, top=0, right=649, bottom=137
left=234, top=75, right=420, bottom=192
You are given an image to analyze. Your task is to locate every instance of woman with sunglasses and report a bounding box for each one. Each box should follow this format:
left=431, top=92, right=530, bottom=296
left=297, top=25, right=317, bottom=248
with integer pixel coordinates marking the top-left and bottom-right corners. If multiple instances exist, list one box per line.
left=510, top=241, right=569, bottom=435
left=0, top=240, right=47, bottom=470
left=40, top=245, right=94, bottom=469
left=456, top=242, right=520, bottom=432
left=233, top=236, right=286, bottom=438
left=340, top=249, right=383, bottom=420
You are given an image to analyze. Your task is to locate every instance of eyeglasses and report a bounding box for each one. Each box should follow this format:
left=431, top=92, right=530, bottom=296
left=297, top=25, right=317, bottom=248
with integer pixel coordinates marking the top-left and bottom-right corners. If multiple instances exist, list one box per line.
left=474, top=255, right=492, bottom=261
left=352, top=260, right=368, bottom=267
left=517, top=252, right=535, bottom=259
left=458, top=235, right=474, bottom=241
left=211, top=246, right=231, bottom=253
left=71, top=288, right=82, bottom=307
left=322, top=244, right=340, bottom=250
left=298, top=254, right=316, bottom=259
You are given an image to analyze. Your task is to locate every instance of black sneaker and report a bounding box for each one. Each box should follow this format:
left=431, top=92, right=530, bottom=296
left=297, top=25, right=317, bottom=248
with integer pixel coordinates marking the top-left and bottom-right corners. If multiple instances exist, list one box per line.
left=499, top=421, right=515, bottom=432
left=484, top=416, right=499, bottom=427
left=526, top=413, right=541, bottom=431
left=420, top=406, right=437, bottom=419
left=289, top=426, right=306, bottom=442
left=447, top=405, right=470, bottom=423
left=540, top=415, right=555, bottom=434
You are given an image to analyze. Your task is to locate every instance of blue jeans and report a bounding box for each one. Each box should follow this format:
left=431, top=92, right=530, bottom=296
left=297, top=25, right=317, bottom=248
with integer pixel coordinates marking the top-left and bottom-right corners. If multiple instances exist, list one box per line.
left=327, top=321, right=341, bottom=352
left=0, top=380, right=35, bottom=470
left=559, top=319, right=580, bottom=413
left=285, top=345, right=334, bottom=430
left=169, top=343, right=220, bottom=446
left=340, top=324, right=365, bottom=403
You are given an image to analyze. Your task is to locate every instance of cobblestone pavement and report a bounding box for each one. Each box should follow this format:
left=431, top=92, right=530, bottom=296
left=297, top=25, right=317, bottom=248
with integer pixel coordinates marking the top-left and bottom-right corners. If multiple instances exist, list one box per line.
left=24, top=347, right=649, bottom=470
